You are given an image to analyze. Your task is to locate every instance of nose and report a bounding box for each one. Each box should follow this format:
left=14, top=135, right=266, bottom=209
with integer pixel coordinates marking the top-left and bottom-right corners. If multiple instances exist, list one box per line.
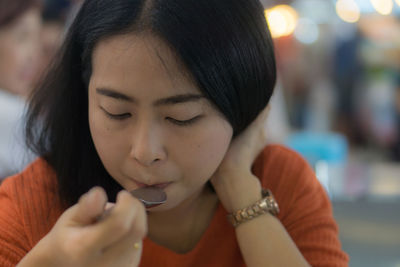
left=129, top=119, right=167, bottom=167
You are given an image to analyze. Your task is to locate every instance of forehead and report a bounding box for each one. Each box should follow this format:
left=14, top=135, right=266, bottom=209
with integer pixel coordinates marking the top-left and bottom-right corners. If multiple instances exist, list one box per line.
left=90, top=34, right=198, bottom=96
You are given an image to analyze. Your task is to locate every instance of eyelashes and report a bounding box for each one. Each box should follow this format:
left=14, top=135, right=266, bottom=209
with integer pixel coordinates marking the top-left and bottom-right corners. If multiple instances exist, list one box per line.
left=165, top=116, right=202, bottom=126
left=103, top=111, right=131, bottom=120
left=100, top=107, right=202, bottom=127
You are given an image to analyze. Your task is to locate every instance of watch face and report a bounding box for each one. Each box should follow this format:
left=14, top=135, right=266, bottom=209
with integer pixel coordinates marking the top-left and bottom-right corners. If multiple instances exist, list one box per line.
left=264, top=189, right=279, bottom=215
left=262, top=189, right=271, bottom=197
left=271, top=201, right=280, bottom=215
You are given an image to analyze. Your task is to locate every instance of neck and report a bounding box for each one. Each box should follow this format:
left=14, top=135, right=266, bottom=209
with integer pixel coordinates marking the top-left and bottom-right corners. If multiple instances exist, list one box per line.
left=147, top=184, right=209, bottom=227
left=146, top=184, right=219, bottom=253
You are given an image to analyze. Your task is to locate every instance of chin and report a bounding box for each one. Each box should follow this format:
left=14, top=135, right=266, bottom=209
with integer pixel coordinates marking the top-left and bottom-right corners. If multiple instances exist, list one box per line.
left=146, top=202, right=173, bottom=212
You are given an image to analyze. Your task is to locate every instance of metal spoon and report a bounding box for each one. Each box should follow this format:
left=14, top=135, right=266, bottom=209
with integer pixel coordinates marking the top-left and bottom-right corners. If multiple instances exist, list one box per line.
left=130, top=186, right=167, bottom=208
left=96, top=187, right=167, bottom=221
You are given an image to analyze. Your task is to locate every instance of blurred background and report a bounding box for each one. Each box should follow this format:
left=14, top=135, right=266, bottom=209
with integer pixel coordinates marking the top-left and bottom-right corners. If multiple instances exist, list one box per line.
left=0, top=0, right=398, bottom=266
left=262, top=1, right=400, bottom=266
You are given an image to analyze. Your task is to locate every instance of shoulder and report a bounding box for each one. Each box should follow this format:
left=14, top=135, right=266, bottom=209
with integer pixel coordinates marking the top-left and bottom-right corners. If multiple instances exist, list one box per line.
left=253, top=143, right=308, bottom=166
left=1, top=158, right=58, bottom=200
left=252, top=144, right=314, bottom=190
left=252, top=145, right=349, bottom=265
left=251, top=144, right=325, bottom=220
left=0, top=158, right=64, bottom=248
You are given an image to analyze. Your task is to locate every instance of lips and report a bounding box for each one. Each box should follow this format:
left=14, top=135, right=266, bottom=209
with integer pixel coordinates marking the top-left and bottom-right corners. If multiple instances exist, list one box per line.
left=132, top=178, right=172, bottom=189
left=150, top=182, right=171, bottom=189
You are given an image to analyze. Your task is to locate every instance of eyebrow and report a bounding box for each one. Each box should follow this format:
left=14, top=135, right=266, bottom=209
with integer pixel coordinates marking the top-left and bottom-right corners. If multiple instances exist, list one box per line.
left=96, top=88, right=204, bottom=106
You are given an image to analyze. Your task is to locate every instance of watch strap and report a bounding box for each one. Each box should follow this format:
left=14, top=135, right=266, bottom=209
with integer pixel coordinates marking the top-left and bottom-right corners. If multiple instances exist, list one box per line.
left=227, top=189, right=279, bottom=227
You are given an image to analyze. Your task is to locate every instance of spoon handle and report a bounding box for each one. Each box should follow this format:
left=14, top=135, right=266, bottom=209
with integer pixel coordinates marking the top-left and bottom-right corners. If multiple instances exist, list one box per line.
left=96, top=187, right=167, bottom=221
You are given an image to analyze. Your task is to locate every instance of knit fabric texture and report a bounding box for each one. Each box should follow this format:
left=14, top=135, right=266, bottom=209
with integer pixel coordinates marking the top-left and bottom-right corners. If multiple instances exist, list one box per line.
left=0, top=145, right=349, bottom=266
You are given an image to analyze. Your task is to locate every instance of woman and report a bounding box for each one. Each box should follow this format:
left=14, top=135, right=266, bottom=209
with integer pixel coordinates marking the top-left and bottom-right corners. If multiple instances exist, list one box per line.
left=0, top=0, right=349, bottom=266
left=0, top=0, right=41, bottom=178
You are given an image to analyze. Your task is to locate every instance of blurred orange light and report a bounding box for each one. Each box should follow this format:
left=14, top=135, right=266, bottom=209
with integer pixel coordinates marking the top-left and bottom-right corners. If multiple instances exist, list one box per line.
left=265, top=5, right=298, bottom=38
left=370, top=0, right=393, bottom=15
left=335, top=0, right=361, bottom=23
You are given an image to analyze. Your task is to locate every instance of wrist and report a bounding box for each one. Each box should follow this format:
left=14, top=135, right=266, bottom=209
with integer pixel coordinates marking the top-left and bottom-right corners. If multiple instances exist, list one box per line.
left=228, top=189, right=280, bottom=228
left=18, top=234, right=64, bottom=267
left=17, top=243, right=53, bottom=267
left=213, top=171, right=262, bottom=213
left=226, top=186, right=262, bottom=213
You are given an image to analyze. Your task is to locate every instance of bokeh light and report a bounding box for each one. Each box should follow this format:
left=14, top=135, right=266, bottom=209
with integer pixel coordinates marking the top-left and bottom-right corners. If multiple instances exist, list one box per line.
left=370, top=0, right=394, bottom=15
left=336, top=0, right=361, bottom=23
left=294, top=17, right=319, bottom=44
left=265, top=5, right=299, bottom=38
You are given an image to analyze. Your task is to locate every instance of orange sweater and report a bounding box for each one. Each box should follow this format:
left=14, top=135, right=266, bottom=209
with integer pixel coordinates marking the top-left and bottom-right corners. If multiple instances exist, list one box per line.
left=0, top=145, right=349, bottom=266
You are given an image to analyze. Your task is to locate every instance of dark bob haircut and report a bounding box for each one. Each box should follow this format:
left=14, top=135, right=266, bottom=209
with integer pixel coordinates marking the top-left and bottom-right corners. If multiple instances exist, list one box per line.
left=0, top=0, right=41, bottom=27
left=26, top=0, right=277, bottom=206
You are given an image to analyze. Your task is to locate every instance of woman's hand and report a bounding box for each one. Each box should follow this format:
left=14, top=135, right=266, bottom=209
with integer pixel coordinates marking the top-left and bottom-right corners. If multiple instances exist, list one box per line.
left=17, top=187, right=147, bottom=267
left=211, top=105, right=270, bottom=213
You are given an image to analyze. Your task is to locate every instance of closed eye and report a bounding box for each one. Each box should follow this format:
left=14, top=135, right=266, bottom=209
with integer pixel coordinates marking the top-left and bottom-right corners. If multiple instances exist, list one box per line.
left=166, top=116, right=202, bottom=126
left=100, top=107, right=131, bottom=120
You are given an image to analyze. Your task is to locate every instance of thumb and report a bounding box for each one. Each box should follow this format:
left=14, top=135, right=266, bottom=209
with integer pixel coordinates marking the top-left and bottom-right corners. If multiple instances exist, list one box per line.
left=72, top=187, right=108, bottom=225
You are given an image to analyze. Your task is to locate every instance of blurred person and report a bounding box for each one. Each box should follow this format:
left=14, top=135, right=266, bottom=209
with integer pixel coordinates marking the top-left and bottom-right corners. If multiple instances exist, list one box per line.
left=0, top=0, right=42, bottom=179
left=35, top=0, right=71, bottom=81
left=332, top=31, right=363, bottom=144
left=391, top=76, right=400, bottom=161
left=38, top=20, right=63, bottom=76
left=0, top=0, right=42, bottom=96
left=356, top=35, right=399, bottom=153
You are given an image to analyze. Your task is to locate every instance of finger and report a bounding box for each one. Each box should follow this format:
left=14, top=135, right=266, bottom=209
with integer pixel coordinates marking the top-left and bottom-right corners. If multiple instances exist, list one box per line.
left=251, top=104, right=270, bottom=137
left=246, top=105, right=270, bottom=158
left=69, top=187, right=108, bottom=226
left=102, top=239, right=143, bottom=267
left=84, top=190, right=144, bottom=252
left=254, top=104, right=271, bottom=126
left=239, top=105, right=270, bottom=140
left=95, top=202, right=116, bottom=221
left=101, top=201, right=147, bottom=266
left=104, top=202, right=115, bottom=210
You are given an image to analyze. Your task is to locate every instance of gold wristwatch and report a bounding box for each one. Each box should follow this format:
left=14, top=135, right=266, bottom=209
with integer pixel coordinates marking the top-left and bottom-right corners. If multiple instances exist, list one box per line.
left=227, top=189, right=279, bottom=227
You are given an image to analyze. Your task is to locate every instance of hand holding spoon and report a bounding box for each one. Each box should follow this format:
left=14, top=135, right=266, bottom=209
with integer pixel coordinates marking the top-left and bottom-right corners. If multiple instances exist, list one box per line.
left=97, top=187, right=167, bottom=221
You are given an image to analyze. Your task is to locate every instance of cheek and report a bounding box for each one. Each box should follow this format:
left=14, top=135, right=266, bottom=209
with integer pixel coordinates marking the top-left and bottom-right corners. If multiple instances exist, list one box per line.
left=89, top=110, right=108, bottom=159
left=0, top=43, right=19, bottom=79
left=7, top=39, right=26, bottom=66
left=178, top=122, right=232, bottom=184
left=89, top=106, right=127, bottom=172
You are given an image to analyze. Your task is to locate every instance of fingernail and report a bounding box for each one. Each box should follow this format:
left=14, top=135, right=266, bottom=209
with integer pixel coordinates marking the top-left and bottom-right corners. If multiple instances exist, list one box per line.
left=105, top=202, right=115, bottom=210
left=117, top=190, right=129, bottom=201
left=87, top=187, right=99, bottom=203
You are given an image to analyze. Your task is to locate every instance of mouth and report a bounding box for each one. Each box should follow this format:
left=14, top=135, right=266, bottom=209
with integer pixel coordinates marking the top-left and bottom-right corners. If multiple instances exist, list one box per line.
left=130, top=187, right=167, bottom=208
left=133, top=179, right=172, bottom=190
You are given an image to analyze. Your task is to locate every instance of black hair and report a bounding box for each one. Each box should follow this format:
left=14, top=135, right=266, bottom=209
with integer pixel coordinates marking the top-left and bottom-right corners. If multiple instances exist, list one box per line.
left=26, top=0, right=276, bottom=206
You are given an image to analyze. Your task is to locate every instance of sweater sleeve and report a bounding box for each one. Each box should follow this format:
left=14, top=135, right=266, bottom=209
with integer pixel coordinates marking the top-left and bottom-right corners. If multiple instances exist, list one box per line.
left=0, top=177, right=30, bottom=266
left=256, top=146, right=349, bottom=267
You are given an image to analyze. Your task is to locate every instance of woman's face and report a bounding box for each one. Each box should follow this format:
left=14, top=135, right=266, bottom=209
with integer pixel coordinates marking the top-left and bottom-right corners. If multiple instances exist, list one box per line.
left=88, top=34, right=233, bottom=211
left=0, top=8, right=41, bottom=96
